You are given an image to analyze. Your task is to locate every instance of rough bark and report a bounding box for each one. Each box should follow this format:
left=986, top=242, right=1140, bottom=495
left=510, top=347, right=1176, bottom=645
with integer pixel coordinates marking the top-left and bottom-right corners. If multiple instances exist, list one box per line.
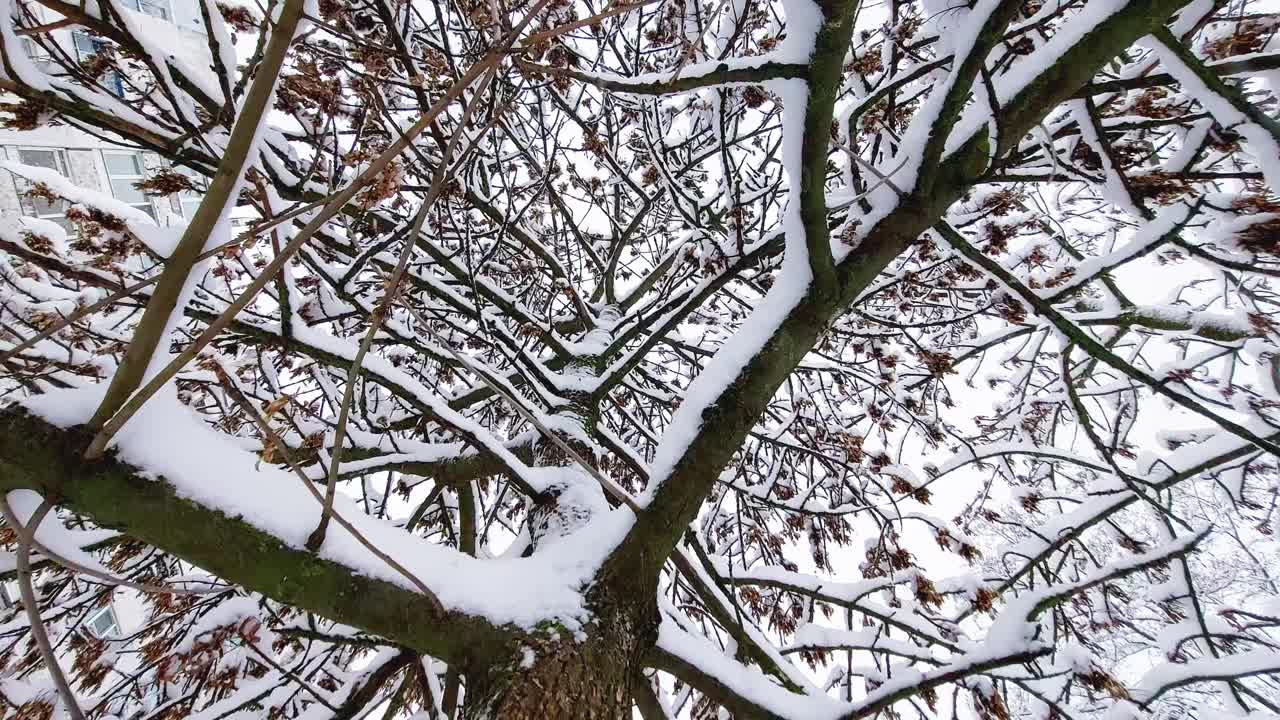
left=462, top=590, right=658, bottom=719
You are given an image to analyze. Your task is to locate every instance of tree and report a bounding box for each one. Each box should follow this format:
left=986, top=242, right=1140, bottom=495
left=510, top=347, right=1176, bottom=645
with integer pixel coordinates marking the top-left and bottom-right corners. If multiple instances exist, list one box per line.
left=0, top=0, right=1277, bottom=716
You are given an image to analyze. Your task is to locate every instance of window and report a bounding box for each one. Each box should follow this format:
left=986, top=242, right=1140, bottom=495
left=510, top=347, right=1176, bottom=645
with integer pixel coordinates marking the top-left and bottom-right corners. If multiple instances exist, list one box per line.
left=103, top=151, right=155, bottom=220
left=71, top=31, right=97, bottom=59
left=86, top=605, right=121, bottom=639
left=72, top=31, right=124, bottom=95
left=20, top=38, right=55, bottom=75
left=174, top=166, right=208, bottom=220
left=122, top=0, right=170, bottom=20
left=12, top=148, right=69, bottom=222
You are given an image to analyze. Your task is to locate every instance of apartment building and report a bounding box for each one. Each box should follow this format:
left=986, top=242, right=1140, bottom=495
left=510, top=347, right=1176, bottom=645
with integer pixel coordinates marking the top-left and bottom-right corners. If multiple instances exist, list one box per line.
left=0, top=575, right=159, bottom=717
left=0, top=0, right=213, bottom=230
left=0, top=1, right=222, bottom=653
left=0, top=580, right=146, bottom=640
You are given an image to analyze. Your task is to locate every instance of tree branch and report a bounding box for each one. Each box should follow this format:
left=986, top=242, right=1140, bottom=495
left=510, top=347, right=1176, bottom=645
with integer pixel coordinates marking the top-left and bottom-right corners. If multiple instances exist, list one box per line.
left=0, top=406, right=516, bottom=668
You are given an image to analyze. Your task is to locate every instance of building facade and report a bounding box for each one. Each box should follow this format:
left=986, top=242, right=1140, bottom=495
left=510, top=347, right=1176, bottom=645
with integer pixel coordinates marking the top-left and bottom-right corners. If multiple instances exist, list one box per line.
left=0, top=0, right=222, bottom=656
left=0, top=0, right=213, bottom=230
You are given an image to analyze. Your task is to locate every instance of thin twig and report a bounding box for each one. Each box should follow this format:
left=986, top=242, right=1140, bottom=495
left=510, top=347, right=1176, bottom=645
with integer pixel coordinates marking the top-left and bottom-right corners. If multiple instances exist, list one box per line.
left=214, top=365, right=443, bottom=611
left=309, top=68, right=499, bottom=551
left=0, top=496, right=87, bottom=720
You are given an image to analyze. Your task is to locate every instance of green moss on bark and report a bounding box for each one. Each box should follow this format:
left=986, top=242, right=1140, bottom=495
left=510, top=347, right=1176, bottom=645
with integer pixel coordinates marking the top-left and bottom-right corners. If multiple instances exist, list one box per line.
left=0, top=406, right=512, bottom=668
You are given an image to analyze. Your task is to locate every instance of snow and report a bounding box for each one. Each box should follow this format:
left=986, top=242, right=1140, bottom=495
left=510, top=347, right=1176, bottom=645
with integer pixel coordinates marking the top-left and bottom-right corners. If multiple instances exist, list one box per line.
left=171, top=595, right=261, bottom=655
left=567, top=56, right=790, bottom=94
left=287, top=323, right=562, bottom=495
left=0, top=162, right=167, bottom=251
left=1135, top=649, right=1280, bottom=703
left=987, top=531, right=1205, bottom=659
left=1043, top=201, right=1197, bottom=298
left=0, top=0, right=51, bottom=91
left=0, top=490, right=118, bottom=576
left=52, top=77, right=178, bottom=141
left=921, top=0, right=973, bottom=57
left=944, top=0, right=1139, bottom=158
left=657, top=619, right=847, bottom=719
left=1070, top=99, right=1146, bottom=217
left=20, top=384, right=636, bottom=630
left=108, top=0, right=200, bottom=127
left=786, top=624, right=936, bottom=662
left=1076, top=304, right=1255, bottom=339
left=2, top=1, right=1277, bottom=715
left=724, top=560, right=905, bottom=605
left=1140, top=34, right=1280, bottom=191
left=123, top=7, right=223, bottom=103
left=200, top=0, right=239, bottom=98
left=641, top=76, right=816, bottom=500
left=0, top=677, right=56, bottom=709
left=777, top=0, right=824, bottom=63
left=889, top=0, right=1006, bottom=194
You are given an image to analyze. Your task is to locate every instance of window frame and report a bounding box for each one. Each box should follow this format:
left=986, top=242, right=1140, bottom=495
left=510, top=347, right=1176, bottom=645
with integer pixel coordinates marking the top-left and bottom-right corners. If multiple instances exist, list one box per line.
left=86, top=604, right=121, bottom=639
left=71, top=30, right=97, bottom=60
left=124, top=0, right=172, bottom=21
left=19, top=37, right=55, bottom=75
left=101, top=149, right=156, bottom=220
left=174, top=166, right=208, bottom=220
left=71, top=30, right=125, bottom=95
left=10, top=147, right=71, bottom=223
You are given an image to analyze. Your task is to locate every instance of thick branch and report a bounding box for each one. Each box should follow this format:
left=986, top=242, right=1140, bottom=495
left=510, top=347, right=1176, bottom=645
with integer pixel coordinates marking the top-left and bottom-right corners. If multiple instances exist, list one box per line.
left=0, top=406, right=515, bottom=668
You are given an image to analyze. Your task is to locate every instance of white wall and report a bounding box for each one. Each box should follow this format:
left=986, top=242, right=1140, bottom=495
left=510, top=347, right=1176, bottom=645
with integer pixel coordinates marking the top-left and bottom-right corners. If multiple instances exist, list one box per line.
left=171, top=0, right=210, bottom=37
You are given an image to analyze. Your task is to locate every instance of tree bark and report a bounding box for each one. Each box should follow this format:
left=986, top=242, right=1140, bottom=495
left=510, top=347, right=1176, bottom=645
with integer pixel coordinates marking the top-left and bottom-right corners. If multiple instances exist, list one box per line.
left=462, top=590, right=658, bottom=719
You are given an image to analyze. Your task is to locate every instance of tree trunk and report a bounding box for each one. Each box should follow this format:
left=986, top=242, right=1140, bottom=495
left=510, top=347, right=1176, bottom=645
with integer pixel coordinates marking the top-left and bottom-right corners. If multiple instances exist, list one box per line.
left=462, top=306, right=655, bottom=718
left=462, top=591, right=657, bottom=719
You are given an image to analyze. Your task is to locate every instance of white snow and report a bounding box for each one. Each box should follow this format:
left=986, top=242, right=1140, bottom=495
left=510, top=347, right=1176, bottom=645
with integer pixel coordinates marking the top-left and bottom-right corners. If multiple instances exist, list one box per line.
left=641, top=76, right=816, bottom=500
left=21, top=384, right=635, bottom=630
